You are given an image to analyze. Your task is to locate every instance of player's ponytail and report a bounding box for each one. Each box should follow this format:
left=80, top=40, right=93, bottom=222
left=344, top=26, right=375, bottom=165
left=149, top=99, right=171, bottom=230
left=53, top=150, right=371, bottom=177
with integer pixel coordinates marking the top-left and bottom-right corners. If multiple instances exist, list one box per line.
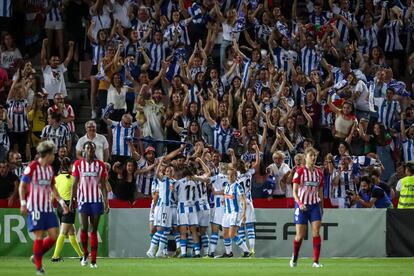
left=60, top=157, right=72, bottom=178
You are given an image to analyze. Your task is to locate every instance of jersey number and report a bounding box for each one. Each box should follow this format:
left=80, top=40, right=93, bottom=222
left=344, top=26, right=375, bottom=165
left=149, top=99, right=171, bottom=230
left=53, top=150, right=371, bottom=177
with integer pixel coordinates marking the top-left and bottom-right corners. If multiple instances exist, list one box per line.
left=185, top=185, right=196, bottom=201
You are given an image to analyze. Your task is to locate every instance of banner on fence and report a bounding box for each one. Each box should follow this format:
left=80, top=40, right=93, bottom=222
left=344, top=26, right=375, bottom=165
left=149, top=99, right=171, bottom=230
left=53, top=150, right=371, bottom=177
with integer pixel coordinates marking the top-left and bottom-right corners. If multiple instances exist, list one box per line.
left=0, top=209, right=108, bottom=257
left=386, top=209, right=414, bottom=257
left=108, top=209, right=386, bottom=258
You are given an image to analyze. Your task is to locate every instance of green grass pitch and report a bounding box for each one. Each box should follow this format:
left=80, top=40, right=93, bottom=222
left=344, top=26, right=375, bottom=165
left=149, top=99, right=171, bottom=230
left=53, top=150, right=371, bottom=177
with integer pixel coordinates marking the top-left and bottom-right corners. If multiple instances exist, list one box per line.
left=0, top=257, right=413, bottom=276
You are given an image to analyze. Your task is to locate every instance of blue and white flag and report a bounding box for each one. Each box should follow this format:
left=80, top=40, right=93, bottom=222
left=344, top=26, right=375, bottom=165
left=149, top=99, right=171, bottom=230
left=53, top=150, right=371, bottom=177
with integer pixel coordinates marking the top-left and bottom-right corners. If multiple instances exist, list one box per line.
left=233, top=12, right=246, bottom=33
left=388, top=80, right=410, bottom=97
left=276, top=21, right=293, bottom=45
left=188, top=2, right=203, bottom=24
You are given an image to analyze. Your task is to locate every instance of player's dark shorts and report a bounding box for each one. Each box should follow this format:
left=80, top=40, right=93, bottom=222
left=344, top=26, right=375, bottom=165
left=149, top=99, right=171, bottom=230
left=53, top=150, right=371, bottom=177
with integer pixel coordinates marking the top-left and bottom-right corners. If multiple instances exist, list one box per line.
left=78, top=202, right=104, bottom=216
left=27, top=211, right=59, bottom=232
left=57, top=200, right=76, bottom=224
left=294, top=202, right=322, bottom=224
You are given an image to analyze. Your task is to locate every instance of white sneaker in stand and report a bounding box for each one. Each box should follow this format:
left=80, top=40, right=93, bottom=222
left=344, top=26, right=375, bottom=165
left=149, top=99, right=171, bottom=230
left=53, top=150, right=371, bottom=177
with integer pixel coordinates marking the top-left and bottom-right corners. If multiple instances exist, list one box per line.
left=91, top=110, right=97, bottom=119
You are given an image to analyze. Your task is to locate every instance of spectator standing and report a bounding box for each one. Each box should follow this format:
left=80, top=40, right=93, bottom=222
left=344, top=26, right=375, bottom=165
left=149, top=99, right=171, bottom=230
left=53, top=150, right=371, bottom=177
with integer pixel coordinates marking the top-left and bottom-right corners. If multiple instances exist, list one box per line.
left=63, top=0, right=90, bottom=82
left=41, top=38, right=74, bottom=101
left=41, top=113, right=72, bottom=153
left=44, top=0, right=65, bottom=59
left=8, top=152, right=26, bottom=179
left=136, top=85, right=165, bottom=156
left=111, top=159, right=136, bottom=202
left=396, top=163, right=414, bottom=209
left=6, top=78, right=29, bottom=161
left=76, top=120, right=109, bottom=162
left=28, top=93, right=48, bottom=159
left=106, top=72, right=134, bottom=121
left=267, top=151, right=291, bottom=198
left=0, top=160, right=19, bottom=206
left=103, top=113, right=139, bottom=163
left=96, top=43, right=122, bottom=120
left=47, top=93, right=75, bottom=134
left=0, top=32, right=22, bottom=76
left=0, top=104, right=12, bottom=161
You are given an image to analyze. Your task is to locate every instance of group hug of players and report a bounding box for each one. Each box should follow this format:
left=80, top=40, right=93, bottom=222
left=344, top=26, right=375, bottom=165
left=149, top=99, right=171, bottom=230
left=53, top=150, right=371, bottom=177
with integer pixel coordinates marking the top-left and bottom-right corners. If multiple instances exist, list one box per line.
left=19, top=141, right=323, bottom=275
left=146, top=145, right=324, bottom=268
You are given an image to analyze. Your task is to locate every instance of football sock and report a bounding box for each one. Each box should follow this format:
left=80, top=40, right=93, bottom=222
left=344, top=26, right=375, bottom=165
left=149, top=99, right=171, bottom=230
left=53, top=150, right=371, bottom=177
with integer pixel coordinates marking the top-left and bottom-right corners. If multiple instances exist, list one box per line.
left=33, top=239, right=43, bottom=270
left=193, top=243, right=201, bottom=256
left=233, top=236, right=249, bottom=252
left=149, top=231, right=161, bottom=253
left=174, top=232, right=180, bottom=250
left=209, top=232, right=219, bottom=254
left=157, top=232, right=168, bottom=255
left=90, top=232, right=98, bottom=264
left=238, top=226, right=246, bottom=242
left=293, top=239, right=302, bottom=262
left=201, top=234, right=209, bottom=255
left=223, top=238, right=232, bottom=255
left=41, top=237, right=56, bottom=255
left=80, top=230, right=89, bottom=256
left=313, top=236, right=321, bottom=263
left=246, top=224, right=255, bottom=251
left=180, top=239, right=187, bottom=256
left=69, top=234, right=83, bottom=257
left=188, top=234, right=194, bottom=256
left=52, top=234, right=65, bottom=258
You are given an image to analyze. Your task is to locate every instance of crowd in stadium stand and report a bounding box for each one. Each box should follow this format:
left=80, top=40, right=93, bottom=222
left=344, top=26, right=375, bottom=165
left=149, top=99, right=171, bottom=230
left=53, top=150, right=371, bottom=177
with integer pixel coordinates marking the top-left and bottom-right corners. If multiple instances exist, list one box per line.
left=2, top=0, right=414, bottom=209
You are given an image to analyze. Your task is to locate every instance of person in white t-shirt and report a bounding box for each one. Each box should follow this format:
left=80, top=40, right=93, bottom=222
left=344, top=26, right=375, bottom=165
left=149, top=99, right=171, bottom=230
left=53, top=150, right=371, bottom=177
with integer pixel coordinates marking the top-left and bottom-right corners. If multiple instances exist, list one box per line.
left=348, top=72, right=374, bottom=120
left=76, top=120, right=109, bottom=162
left=267, top=151, right=291, bottom=198
left=0, top=32, right=22, bottom=72
left=40, top=38, right=74, bottom=101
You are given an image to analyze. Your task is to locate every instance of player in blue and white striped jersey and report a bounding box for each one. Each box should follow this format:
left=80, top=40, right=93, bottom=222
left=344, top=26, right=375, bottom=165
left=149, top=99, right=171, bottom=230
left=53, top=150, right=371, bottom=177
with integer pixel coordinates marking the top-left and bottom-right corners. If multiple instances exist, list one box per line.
left=208, top=170, right=229, bottom=258
left=194, top=160, right=211, bottom=256
left=147, top=176, right=159, bottom=255
left=221, top=165, right=251, bottom=258
left=232, top=144, right=260, bottom=255
left=147, top=162, right=178, bottom=258
left=175, top=158, right=210, bottom=258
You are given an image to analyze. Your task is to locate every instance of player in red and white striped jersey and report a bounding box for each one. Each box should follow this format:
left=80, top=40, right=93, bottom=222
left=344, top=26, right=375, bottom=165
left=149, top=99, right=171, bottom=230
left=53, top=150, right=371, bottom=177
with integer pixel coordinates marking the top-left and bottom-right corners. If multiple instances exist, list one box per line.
left=70, top=141, right=108, bottom=268
left=290, top=147, right=324, bottom=268
left=19, top=141, right=68, bottom=275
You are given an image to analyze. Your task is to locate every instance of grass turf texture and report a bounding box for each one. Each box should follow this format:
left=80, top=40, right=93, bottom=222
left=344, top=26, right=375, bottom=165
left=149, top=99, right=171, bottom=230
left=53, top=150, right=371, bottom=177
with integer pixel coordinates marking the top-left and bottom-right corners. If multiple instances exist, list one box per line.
left=0, top=257, right=413, bottom=276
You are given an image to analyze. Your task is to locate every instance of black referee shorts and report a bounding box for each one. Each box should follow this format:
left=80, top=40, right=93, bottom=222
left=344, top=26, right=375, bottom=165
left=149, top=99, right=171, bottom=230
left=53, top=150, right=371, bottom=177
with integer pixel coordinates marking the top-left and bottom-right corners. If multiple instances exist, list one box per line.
left=57, top=200, right=76, bottom=224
